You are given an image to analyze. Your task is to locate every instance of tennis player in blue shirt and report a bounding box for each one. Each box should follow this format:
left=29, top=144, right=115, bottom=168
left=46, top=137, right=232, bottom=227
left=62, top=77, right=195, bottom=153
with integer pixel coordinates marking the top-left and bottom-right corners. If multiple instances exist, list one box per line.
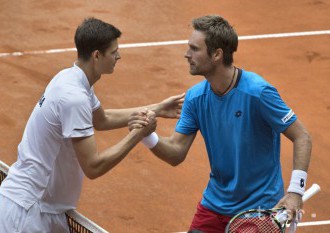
left=130, top=15, right=312, bottom=233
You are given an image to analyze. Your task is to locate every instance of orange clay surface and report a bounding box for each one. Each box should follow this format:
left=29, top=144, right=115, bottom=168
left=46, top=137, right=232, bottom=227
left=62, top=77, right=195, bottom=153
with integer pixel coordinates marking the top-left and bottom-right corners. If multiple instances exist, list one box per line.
left=0, top=1, right=329, bottom=232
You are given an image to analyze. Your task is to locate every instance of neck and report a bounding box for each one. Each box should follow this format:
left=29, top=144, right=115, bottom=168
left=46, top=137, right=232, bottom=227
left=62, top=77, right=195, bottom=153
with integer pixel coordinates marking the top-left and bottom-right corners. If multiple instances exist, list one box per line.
left=209, top=65, right=237, bottom=96
left=76, top=59, right=100, bottom=87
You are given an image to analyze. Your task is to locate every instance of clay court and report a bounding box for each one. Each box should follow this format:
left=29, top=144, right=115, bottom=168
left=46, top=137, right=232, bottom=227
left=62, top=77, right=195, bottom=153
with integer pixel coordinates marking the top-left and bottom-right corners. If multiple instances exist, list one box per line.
left=0, top=0, right=329, bottom=232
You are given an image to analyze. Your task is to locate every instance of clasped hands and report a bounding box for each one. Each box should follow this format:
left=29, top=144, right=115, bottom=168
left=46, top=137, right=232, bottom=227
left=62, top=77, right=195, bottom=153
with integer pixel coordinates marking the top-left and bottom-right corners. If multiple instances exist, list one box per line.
left=128, top=109, right=157, bottom=137
left=128, top=93, right=185, bottom=137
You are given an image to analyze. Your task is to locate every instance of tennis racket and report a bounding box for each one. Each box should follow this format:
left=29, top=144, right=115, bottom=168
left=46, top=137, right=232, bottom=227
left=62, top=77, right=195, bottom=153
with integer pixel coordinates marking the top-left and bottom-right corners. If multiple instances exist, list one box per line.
left=225, top=183, right=321, bottom=233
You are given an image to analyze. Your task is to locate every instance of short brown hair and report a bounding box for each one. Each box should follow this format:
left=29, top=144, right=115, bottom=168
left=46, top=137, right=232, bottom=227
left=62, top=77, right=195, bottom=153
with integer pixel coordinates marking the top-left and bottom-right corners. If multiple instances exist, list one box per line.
left=75, top=18, right=122, bottom=61
left=192, top=15, right=238, bottom=66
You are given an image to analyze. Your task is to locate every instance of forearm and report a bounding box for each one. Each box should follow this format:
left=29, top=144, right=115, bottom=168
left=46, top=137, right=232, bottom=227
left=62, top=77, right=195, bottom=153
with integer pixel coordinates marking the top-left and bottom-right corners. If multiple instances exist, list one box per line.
left=284, top=121, right=312, bottom=196
left=102, top=108, right=141, bottom=129
left=98, top=105, right=158, bottom=130
left=95, top=93, right=185, bottom=130
left=292, top=132, right=312, bottom=171
left=82, top=130, right=143, bottom=179
left=149, top=137, right=184, bottom=166
left=147, top=103, right=164, bottom=117
left=283, top=120, right=312, bottom=172
left=101, top=100, right=181, bottom=129
left=148, top=133, right=196, bottom=166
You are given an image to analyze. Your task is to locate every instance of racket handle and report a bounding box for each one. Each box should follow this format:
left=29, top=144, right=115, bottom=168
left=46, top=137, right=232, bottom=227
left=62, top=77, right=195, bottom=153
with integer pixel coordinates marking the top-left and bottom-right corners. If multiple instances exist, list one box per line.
left=302, top=183, right=320, bottom=202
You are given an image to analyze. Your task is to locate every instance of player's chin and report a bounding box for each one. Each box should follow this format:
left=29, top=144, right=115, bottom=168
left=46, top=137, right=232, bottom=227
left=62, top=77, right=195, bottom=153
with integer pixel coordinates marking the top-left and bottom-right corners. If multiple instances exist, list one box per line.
left=188, top=64, right=199, bottom=74
left=105, top=68, right=115, bottom=74
left=189, top=68, right=198, bottom=76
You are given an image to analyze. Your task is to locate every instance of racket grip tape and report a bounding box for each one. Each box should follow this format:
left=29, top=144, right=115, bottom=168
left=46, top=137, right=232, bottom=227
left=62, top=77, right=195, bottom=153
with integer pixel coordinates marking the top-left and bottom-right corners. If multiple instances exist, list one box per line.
left=302, top=183, right=320, bottom=202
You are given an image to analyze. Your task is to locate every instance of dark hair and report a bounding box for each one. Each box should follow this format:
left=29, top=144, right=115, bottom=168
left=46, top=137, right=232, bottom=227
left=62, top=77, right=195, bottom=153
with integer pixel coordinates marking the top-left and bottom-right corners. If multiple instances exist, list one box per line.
left=74, top=18, right=122, bottom=61
left=192, top=15, right=238, bottom=66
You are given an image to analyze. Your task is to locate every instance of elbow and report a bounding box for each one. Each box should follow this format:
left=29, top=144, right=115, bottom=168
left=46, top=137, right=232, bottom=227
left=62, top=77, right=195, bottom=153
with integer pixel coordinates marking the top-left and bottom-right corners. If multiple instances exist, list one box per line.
left=170, top=162, right=181, bottom=167
left=293, top=125, right=312, bottom=148
left=93, top=120, right=107, bottom=131
left=84, top=170, right=99, bottom=180
left=302, top=129, right=312, bottom=148
left=168, top=157, right=185, bottom=167
left=93, top=125, right=101, bottom=131
left=166, top=149, right=188, bottom=167
left=307, top=133, right=312, bottom=146
left=307, top=134, right=312, bottom=153
left=93, top=123, right=104, bottom=131
left=82, top=163, right=101, bottom=180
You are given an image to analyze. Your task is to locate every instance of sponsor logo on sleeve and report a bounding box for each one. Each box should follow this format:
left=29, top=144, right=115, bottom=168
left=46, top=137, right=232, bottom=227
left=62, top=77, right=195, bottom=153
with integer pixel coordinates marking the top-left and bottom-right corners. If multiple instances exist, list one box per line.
left=281, top=109, right=294, bottom=123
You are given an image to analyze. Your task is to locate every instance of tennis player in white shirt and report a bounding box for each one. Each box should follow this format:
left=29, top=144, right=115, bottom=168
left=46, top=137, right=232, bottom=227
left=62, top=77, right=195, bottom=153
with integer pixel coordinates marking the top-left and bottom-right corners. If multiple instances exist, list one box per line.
left=0, top=17, right=184, bottom=232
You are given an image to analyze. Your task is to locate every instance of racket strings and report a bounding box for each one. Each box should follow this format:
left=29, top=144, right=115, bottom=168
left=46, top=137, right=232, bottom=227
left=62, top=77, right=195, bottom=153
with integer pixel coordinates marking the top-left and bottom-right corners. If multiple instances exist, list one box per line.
left=227, top=212, right=282, bottom=233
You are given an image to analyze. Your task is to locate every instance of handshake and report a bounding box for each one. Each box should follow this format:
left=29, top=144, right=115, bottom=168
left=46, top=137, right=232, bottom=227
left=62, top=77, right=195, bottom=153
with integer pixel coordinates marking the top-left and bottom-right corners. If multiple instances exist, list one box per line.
left=128, top=92, right=185, bottom=140
left=128, top=109, right=157, bottom=138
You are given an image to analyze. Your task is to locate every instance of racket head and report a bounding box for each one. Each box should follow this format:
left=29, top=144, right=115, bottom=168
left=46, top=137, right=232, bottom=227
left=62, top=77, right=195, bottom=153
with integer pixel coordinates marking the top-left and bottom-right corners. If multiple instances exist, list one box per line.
left=225, top=208, right=286, bottom=233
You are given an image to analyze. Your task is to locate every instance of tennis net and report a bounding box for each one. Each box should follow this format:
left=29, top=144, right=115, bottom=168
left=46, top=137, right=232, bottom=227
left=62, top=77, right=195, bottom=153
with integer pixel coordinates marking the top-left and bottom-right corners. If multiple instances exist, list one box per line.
left=0, top=160, right=108, bottom=233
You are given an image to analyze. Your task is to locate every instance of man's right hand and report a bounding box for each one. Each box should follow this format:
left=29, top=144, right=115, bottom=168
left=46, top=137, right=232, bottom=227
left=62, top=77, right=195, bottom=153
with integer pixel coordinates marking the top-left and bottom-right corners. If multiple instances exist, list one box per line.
left=128, top=110, right=157, bottom=137
left=140, top=110, right=157, bottom=137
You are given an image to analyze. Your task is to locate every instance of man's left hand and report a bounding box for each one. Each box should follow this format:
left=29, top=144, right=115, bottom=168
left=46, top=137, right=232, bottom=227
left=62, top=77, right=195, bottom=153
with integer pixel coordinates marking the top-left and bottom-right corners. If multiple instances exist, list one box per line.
left=154, top=93, right=185, bottom=118
left=274, top=192, right=303, bottom=221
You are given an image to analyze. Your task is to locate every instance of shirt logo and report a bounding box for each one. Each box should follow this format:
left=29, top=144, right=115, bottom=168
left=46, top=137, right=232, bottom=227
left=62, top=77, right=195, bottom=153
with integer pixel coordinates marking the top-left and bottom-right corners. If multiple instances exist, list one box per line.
left=235, top=111, right=242, bottom=117
left=281, top=109, right=294, bottom=123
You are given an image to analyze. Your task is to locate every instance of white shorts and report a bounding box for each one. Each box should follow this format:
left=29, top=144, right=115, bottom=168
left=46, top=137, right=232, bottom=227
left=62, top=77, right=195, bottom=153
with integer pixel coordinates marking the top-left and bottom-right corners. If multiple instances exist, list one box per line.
left=0, top=194, right=70, bottom=233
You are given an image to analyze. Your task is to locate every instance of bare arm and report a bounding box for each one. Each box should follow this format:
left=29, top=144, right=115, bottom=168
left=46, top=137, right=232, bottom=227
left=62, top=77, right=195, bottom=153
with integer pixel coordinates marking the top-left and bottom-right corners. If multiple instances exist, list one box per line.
left=149, top=131, right=197, bottom=166
left=72, top=113, right=157, bottom=179
left=93, top=106, right=149, bottom=130
left=275, top=119, right=312, bottom=220
left=282, top=119, right=312, bottom=171
left=93, top=93, right=185, bottom=131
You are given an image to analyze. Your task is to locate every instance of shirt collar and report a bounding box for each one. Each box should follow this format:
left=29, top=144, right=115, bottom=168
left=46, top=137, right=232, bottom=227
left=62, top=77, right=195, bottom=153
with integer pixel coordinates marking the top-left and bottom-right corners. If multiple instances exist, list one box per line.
left=73, top=62, right=91, bottom=90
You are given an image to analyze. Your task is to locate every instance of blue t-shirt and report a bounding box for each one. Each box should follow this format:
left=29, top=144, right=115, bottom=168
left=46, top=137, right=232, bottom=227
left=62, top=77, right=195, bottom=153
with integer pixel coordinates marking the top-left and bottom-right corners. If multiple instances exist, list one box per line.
left=176, top=69, right=296, bottom=216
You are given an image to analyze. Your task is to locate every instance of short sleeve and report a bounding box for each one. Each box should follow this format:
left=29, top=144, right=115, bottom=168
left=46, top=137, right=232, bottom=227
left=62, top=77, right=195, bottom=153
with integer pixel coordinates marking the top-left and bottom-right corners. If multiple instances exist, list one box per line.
left=58, top=94, right=94, bottom=138
left=175, top=91, right=199, bottom=134
left=260, top=86, right=297, bottom=133
left=90, top=87, right=101, bottom=111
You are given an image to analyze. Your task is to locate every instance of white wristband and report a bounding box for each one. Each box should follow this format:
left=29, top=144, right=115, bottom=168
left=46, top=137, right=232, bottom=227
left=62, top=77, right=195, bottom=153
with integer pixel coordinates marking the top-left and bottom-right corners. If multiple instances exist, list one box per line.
left=142, top=132, right=159, bottom=149
left=287, top=170, right=307, bottom=196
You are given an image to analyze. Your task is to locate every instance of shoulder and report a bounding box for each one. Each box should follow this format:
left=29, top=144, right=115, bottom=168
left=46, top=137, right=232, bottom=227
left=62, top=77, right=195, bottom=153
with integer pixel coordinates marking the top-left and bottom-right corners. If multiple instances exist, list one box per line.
left=238, top=69, right=275, bottom=97
left=59, top=88, right=89, bottom=108
left=185, top=80, right=209, bottom=101
left=50, top=67, right=89, bottom=98
left=54, top=66, right=76, bottom=80
left=52, top=79, right=89, bottom=109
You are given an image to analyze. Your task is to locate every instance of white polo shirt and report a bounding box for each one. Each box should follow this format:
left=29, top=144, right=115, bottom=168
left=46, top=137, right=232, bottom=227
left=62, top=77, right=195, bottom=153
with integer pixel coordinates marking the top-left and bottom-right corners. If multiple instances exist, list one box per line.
left=0, top=63, right=101, bottom=214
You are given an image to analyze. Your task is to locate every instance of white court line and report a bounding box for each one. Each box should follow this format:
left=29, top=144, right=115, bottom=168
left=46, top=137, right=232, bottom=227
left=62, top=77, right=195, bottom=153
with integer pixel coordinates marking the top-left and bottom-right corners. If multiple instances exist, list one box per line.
left=0, top=30, right=329, bottom=58
left=174, top=220, right=330, bottom=233
left=297, top=220, right=330, bottom=227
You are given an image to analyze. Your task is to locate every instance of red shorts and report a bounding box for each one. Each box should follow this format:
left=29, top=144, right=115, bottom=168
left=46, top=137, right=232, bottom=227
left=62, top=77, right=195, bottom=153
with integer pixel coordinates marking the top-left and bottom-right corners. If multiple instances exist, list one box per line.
left=188, top=201, right=231, bottom=233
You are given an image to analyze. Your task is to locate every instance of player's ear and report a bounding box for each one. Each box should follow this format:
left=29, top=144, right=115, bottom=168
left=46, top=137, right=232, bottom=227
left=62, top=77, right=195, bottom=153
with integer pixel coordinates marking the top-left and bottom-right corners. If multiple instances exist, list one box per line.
left=91, top=50, right=101, bottom=61
left=213, top=48, right=223, bottom=62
